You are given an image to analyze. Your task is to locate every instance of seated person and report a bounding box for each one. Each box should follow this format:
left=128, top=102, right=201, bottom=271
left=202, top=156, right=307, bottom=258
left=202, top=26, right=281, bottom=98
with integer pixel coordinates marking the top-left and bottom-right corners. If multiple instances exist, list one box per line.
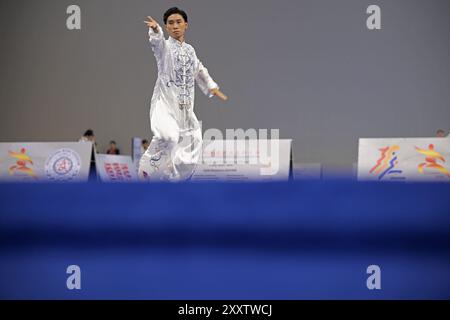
left=106, top=140, right=120, bottom=155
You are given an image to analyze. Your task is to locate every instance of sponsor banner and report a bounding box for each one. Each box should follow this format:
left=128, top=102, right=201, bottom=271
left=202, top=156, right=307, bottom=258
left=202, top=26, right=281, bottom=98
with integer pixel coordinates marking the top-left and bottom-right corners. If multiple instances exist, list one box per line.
left=0, top=142, right=92, bottom=182
left=192, top=139, right=292, bottom=181
left=95, top=154, right=138, bottom=182
left=358, top=138, right=450, bottom=182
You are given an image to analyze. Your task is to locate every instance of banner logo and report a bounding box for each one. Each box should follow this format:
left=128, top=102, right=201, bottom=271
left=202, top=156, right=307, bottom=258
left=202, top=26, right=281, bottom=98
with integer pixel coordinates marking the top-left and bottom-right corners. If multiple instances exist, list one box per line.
left=8, top=148, right=37, bottom=179
left=415, top=144, right=450, bottom=178
left=45, top=148, right=81, bottom=181
left=369, top=145, right=404, bottom=180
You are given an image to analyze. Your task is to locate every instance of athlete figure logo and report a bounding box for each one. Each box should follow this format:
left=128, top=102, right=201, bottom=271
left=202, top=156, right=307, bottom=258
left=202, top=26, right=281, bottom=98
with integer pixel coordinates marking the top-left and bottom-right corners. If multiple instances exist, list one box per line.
left=370, top=145, right=403, bottom=180
left=8, top=148, right=36, bottom=178
left=415, top=144, right=450, bottom=178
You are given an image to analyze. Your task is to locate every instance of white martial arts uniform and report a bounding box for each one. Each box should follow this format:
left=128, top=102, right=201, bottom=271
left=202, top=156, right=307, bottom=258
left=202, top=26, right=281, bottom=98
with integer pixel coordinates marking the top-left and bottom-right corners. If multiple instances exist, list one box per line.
left=138, top=25, right=219, bottom=181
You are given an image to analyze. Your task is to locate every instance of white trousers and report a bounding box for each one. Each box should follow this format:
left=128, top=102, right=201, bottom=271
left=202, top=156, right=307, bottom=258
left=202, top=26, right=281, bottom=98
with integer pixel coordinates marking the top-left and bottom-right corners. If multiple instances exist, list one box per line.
left=138, top=101, right=202, bottom=181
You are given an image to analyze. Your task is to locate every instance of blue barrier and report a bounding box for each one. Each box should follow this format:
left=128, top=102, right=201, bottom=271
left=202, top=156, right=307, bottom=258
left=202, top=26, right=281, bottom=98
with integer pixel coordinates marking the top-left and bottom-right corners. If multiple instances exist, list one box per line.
left=0, top=181, right=449, bottom=299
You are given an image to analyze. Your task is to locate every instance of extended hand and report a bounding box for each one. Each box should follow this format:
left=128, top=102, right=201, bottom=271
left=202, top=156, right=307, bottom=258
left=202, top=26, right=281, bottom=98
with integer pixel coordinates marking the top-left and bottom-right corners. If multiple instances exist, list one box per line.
left=143, top=16, right=159, bottom=32
left=210, top=88, right=228, bottom=101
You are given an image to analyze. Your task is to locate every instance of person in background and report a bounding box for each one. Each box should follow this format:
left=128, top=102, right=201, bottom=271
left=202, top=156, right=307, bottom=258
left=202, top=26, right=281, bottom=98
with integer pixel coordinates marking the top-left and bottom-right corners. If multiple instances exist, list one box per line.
left=106, top=140, right=120, bottom=155
left=78, top=129, right=97, bottom=172
left=436, top=129, right=446, bottom=137
left=79, top=129, right=95, bottom=143
left=436, top=129, right=448, bottom=138
left=79, top=128, right=98, bottom=154
left=141, top=139, right=150, bottom=154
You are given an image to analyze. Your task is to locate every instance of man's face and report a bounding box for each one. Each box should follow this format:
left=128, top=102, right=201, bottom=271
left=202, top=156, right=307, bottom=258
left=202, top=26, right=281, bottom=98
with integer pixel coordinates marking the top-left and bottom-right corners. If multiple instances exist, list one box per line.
left=165, top=13, right=188, bottom=40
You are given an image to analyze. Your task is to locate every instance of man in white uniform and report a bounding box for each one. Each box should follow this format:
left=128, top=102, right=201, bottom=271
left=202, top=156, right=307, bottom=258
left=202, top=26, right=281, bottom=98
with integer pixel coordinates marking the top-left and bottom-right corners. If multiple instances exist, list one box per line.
left=140, top=7, right=227, bottom=181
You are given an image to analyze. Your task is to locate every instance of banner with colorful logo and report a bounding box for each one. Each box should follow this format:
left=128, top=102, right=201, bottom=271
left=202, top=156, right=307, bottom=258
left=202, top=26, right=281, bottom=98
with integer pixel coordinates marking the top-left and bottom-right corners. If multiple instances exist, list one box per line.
left=192, top=139, right=292, bottom=181
left=0, top=142, right=92, bottom=182
left=358, top=138, right=450, bottom=182
left=95, top=154, right=138, bottom=182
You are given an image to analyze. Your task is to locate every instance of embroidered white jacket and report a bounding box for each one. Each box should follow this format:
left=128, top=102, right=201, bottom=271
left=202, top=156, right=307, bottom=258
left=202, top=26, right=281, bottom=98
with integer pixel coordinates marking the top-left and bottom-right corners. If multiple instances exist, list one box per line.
left=148, top=25, right=218, bottom=132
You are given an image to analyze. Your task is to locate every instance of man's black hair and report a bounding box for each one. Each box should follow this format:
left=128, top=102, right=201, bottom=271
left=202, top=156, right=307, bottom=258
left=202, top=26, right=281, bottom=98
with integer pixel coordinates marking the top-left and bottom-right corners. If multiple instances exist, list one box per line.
left=142, top=139, right=149, bottom=144
left=163, top=7, right=188, bottom=24
left=110, top=140, right=116, bottom=145
left=83, top=129, right=94, bottom=137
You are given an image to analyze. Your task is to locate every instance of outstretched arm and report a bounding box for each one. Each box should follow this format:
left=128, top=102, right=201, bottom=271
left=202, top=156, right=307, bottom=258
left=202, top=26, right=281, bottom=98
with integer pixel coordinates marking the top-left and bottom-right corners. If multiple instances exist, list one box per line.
left=143, top=16, right=166, bottom=58
left=196, top=61, right=228, bottom=101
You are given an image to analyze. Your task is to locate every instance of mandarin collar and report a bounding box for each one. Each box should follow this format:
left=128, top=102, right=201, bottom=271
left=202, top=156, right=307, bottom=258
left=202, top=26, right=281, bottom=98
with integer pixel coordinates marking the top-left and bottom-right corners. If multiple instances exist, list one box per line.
left=168, top=36, right=186, bottom=47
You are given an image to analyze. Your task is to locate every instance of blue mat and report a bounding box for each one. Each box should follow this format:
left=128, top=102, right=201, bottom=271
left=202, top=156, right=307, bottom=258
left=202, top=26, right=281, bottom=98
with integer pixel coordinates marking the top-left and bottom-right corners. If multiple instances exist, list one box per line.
left=0, top=181, right=449, bottom=299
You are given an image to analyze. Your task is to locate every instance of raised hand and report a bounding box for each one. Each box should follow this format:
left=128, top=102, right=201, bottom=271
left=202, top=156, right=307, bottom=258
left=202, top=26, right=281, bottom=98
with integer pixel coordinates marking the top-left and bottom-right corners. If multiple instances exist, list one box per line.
left=143, top=16, right=159, bottom=32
